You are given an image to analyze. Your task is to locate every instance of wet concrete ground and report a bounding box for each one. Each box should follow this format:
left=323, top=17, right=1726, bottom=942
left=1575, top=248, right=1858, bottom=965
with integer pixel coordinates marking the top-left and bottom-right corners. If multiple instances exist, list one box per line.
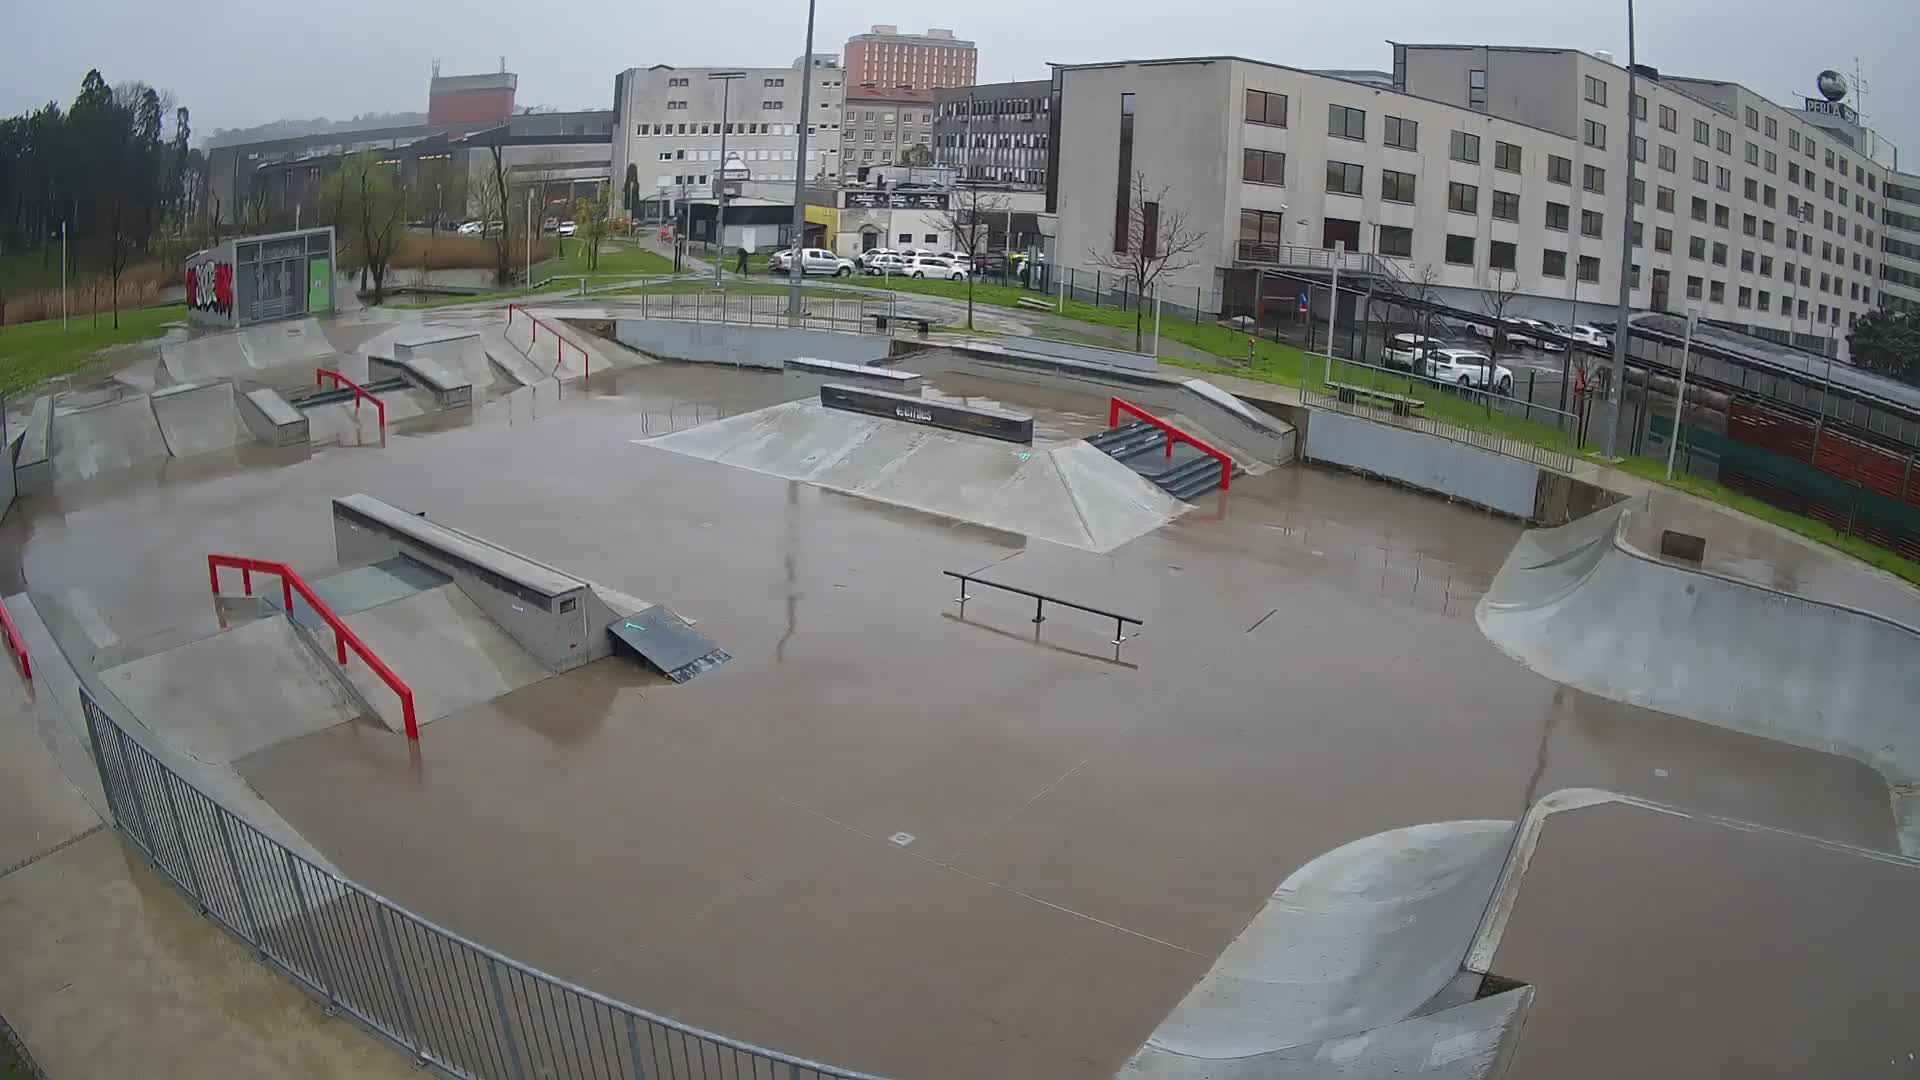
left=9, top=360, right=1903, bottom=1079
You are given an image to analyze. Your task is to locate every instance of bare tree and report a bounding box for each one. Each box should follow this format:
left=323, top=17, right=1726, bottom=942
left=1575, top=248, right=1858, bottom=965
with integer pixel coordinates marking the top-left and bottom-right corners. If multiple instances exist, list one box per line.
left=1086, top=170, right=1209, bottom=351
left=929, top=184, right=1010, bottom=331
left=471, top=140, right=515, bottom=284
left=1475, top=268, right=1524, bottom=404
left=573, top=186, right=610, bottom=273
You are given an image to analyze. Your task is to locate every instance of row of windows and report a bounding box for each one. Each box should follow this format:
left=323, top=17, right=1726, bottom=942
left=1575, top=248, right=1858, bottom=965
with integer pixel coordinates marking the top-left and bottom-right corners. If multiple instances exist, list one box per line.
left=636, top=122, right=800, bottom=136
left=938, top=96, right=1047, bottom=117
left=1304, top=158, right=1604, bottom=198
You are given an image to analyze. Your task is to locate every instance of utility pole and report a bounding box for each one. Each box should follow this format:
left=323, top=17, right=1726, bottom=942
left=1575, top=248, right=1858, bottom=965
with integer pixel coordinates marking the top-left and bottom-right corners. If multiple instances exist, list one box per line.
left=60, top=221, right=68, bottom=331
left=787, top=0, right=818, bottom=320
left=1666, top=307, right=1698, bottom=479
left=710, top=70, right=746, bottom=288
left=1602, top=0, right=1641, bottom=458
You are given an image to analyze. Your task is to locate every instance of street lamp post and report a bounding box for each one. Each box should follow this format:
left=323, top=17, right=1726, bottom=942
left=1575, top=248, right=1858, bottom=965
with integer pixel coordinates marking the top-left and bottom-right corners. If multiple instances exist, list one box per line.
left=1601, top=0, right=1641, bottom=458
left=786, top=0, right=819, bottom=321
left=710, top=70, right=746, bottom=288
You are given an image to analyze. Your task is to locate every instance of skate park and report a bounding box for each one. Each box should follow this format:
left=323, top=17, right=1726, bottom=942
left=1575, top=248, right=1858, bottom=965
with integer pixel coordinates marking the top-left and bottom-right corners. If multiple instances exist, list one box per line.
left=1, top=293, right=1918, bottom=1080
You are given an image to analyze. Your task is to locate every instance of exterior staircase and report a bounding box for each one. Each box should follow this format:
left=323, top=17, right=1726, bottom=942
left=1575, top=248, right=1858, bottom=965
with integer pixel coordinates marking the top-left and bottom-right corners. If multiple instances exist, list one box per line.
left=1087, top=421, right=1237, bottom=501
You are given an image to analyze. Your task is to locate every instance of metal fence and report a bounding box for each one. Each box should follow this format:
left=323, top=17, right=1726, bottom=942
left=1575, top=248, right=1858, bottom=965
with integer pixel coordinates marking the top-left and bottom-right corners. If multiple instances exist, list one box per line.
left=1301, top=357, right=1580, bottom=473
left=621, top=290, right=901, bottom=336
left=78, top=686, right=878, bottom=1080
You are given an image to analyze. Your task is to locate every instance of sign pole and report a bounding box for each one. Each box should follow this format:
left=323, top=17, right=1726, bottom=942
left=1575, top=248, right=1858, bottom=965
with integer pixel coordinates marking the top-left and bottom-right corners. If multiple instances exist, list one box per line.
left=1665, top=308, right=1697, bottom=480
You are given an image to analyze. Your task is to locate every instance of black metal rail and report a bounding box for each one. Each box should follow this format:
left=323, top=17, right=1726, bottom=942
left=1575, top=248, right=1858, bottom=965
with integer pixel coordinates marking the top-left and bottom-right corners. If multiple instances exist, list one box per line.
left=943, top=570, right=1143, bottom=660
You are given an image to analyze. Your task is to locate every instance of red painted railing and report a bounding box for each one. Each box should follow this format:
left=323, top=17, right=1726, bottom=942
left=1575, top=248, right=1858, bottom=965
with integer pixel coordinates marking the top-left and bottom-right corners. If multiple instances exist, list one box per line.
left=1109, top=396, right=1234, bottom=492
left=507, top=303, right=591, bottom=385
left=316, top=368, right=388, bottom=440
left=207, top=554, right=420, bottom=740
left=0, top=600, right=30, bottom=683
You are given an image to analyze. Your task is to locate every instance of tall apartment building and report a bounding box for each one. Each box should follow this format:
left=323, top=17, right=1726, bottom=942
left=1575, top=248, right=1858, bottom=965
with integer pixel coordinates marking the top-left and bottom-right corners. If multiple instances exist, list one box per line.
left=839, top=86, right=935, bottom=182
left=1882, top=171, right=1920, bottom=311
left=1051, top=47, right=1898, bottom=360
left=843, top=26, right=977, bottom=91
left=610, top=61, right=845, bottom=219
left=933, top=79, right=1052, bottom=189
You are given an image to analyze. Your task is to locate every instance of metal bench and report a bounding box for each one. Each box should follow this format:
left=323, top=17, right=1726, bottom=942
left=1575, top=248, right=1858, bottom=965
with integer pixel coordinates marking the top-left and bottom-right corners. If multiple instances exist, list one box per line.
left=1325, top=380, right=1426, bottom=417
left=869, top=313, right=933, bottom=336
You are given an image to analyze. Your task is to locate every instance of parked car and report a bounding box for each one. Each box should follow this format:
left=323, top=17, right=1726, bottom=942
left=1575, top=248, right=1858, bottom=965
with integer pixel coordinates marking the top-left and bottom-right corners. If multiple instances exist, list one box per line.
left=1425, top=348, right=1515, bottom=394
left=456, top=220, right=484, bottom=236
left=1382, top=333, right=1443, bottom=371
left=1512, top=318, right=1567, bottom=351
left=858, top=247, right=900, bottom=267
left=1569, top=323, right=1614, bottom=349
left=862, top=252, right=911, bottom=276
left=557, top=220, right=577, bottom=237
left=906, top=255, right=968, bottom=281
left=1470, top=317, right=1539, bottom=349
left=768, top=248, right=856, bottom=276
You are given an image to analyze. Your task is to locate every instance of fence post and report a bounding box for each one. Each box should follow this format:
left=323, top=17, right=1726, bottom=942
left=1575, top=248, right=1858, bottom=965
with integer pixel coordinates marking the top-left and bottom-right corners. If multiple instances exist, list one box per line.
left=625, top=1014, right=650, bottom=1080
left=285, top=850, right=339, bottom=1009
left=372, top=905, right=425, bottom=1058
left=215, top=807, right=266, bottom=954
left=116, top=726, right=160, bottom=861
left=488, top=958, right=530, bottom=1080
left=160, top=773, right=206, bottom=908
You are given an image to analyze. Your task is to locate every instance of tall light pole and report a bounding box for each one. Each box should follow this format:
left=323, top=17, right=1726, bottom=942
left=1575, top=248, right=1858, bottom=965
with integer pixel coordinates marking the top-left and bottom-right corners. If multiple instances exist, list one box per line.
left=1601, top=0, right=1640, bottom=458
left=786, top=0, right=819, bottom=320
left=710, top=70, right=746, bottom=288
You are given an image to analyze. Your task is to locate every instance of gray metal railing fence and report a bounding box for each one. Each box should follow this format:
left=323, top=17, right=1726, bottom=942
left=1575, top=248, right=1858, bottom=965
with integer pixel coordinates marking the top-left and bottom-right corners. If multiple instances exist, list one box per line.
left=79, top=687, right=878, bottom=1080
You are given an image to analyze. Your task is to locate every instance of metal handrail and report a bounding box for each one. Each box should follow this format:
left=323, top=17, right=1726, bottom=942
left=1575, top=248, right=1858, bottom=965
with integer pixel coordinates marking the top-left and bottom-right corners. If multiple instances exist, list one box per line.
left=207, top=554, right=420, bottom=740
left=0, top=598, right=30, bottom=682
left=507, top=303, right=591, bottom=384
left=1109, top=397, right=1233, bottom=492
left=943, top=569, right=1143, bottom=660
left=315, top=368, right=387, bottom=440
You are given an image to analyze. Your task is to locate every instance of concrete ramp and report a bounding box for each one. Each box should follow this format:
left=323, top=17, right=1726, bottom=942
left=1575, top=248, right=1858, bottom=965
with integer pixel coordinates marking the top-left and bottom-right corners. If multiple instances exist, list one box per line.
left=336, top=584, right=550, bottom=732
left=51, top=396, right=169, bottom=482
left=150, top=380, right=250, bottom=457
left=302, top=387, right=434, bottom=446
left=641, top=400, right=1184, bottom=553
left=161, top=317, right=340, bottom=383
left=1123, top=820, right=1517, bottom=1078
left=479, top=329, right=560, bottom=392
left=100, top=615, right=366, bottom=765
left=1477, top=495, right=1920, bottom=852
left=501, top=309, right=634, bottom=383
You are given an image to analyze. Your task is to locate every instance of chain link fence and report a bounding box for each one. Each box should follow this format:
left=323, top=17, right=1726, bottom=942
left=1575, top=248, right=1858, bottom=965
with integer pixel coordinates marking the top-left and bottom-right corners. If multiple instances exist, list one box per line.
left=79, top=685, right=878, bottom=1080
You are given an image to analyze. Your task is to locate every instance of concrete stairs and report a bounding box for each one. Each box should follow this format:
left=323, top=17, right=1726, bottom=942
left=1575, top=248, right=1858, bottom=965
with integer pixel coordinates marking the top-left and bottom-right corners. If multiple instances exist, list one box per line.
left=1087, top=420, right=1238, bottom=501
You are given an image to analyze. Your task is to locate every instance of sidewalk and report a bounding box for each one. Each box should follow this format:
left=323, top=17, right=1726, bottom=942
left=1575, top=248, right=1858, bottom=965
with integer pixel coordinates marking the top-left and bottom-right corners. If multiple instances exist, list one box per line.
left=0, top=668, right=414, bottom=1078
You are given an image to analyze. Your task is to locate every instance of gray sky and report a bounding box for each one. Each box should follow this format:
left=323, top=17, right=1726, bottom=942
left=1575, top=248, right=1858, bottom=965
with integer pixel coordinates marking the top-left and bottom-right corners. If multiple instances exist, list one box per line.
left=4, top=0, right=1914, bottom=159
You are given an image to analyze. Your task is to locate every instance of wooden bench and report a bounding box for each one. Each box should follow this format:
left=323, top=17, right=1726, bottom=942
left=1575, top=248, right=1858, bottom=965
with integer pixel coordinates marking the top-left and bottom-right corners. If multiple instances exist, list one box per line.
left=1015, top=297, right=1054, bottom=311
left=1326, top=380, right=1426, bottom=417
left=870, top=313, right=933, bottom=336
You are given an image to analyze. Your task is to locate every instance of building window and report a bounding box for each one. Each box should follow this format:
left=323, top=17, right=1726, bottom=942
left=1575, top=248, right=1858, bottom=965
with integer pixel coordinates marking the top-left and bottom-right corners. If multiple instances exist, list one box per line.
left=1741, top=250, right=1755, bottom=271
left=1690, top=236, right=1707, bottom=260
left=1659, top=104, right=1678, bottom=132
left=1712, top=241, right=1727, bottom=266
left=1758, top=291, right=1771, bottom=311
left=1448, top=181, right=1478, bottom=214
left=1384, top=115, right=1418, bottom=150
left=1745, top=142, right=1760, bottom=166
left=1762, top=222, right=1774, bottom=242
left=1742, top=213, right=1757, bottom=236
left=1657, top=186, right=1675, bottom=212
left=1584, top=75, right=1608, bottom=105
left=1491, top=190, right=1520, bottom=221
left=1632, top=220, right=1644, bottom=246
left=1546, top=201, right=1570, bottom=231
left=1715, top=167, right=1730, bottom=192
left=1743, top=177, right=1759, bottom=200
left=1583, top=164, right=1605, bottom=194
left=1113, top=93, right=1134, bottom=253
left=1328, top=104, right=1366, bottom=140
left=1633, top=93, right=1647, bottom=120
left=1381, top=168, right=1416, bottom=204
left=1245, top=89, right=1287, bottom=127
left=1694, top=118, right=1711, bottom=145
left=1687, top=275, right=1703, bottom=299
left=1378, top=225, right=1413, bottom=257
left=1765, top=116, right=1778, bottom=139
left=1578, top=255, right=1601, bottom=283
left=1655, top=227, right=1673, bottom=252
left=1790, top=161, right=1800, bottom=183
left=1716, top=129, right=1732, bottom=154
left=1711, top=280, right=1726, bottom=302
left=1693, top=157, right=1710, bottom=183
left=1714, top=204, right=1730, bottom=228
left=1445, top=234, right=1475, bottom=264
left=1633, top=136, right=1647, bottom=163
left=1548, top=154, right=1572, bottom=184
left=1494, top=141, right=1521, bottom=173
left=1657, top=145, right=1676, bottom=173
left=1765, top=150, right=1777, bottom=173
left=1240, top=208, right=1287, bottom=253
left=1542, top=249, right=1567, bottom=278
left=1583, top=119, right=1606, bottom=149
left=1468, top=69, right=1487, bottom=111
left=1581, top=209, right=1604, bottom=238
left=1490, top=240, right=1517, bottom=271
left=1691, top=196, right=1709, bottom=222
left=1243, top=148, right=1286, bottom=185
left=1744, top=106, right=1759, bottom=130
left=1325, top=160, right=1364, bottom=196
left=1789, top=129, right=1801, bottom=151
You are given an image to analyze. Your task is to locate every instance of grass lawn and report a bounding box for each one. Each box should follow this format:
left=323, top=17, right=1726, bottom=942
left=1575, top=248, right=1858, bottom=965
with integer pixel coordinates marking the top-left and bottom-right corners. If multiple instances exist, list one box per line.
left=598, top=279, right=868, bottom=300
left=0, top=304, right=184, bottom=398
left=535, top=237, right=678, bottom=283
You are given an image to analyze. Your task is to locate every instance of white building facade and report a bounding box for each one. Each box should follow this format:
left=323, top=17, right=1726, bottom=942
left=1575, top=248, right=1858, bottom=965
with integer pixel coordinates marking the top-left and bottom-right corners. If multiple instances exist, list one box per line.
left=1880, top=171, right=1920, bottom=311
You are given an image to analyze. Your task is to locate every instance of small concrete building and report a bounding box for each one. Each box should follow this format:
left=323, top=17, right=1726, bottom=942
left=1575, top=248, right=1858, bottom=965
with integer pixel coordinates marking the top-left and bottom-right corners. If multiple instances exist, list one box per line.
left=183, top=227, right=337, bottom=329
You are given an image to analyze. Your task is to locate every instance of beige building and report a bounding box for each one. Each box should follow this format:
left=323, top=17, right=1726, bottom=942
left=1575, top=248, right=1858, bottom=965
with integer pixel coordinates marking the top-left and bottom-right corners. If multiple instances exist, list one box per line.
left=843, top=26, right=977, bottom=91
left=839, top=86, right=936, bottom=182
left=1051, top=47, right=1900, bottom=359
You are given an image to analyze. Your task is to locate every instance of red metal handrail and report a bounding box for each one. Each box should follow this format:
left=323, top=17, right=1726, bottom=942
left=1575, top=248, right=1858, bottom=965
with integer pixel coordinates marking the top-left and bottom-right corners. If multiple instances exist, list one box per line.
left=316, top=368, right=388, bottom=440
left=207, top=554, right=420, bottom=740
left=507, top=303, right=591, bottom=385
left=1108, top=396, right=1234, bottom=492
left=0, top=599, right=30, bottom=683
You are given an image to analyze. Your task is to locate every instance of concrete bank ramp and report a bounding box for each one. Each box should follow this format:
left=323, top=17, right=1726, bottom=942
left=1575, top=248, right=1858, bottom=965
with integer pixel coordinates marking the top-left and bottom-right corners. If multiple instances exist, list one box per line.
left=479, top=329, right=561, bottom=392
left=500, top=309, right=633, bottom=383
left=50, top=396, right=170, bottom=482
left=149, top=380, right=247, bottom=457
left=336, top=583, right=550, bottom=733
left=641, top=399, right=1184, bottom=552
left=1477, top=496, right=1920, bottom=851
left=302, top=388, right=434, bottom=447
left=161, top=317, right=340, bottom=383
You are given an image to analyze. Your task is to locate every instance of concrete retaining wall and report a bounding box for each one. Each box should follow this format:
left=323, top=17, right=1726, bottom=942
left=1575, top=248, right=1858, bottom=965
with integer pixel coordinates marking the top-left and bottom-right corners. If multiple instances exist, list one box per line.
left=1000, top=335, right=1157, bottom=372
left=236, top=387, right=309, bottom=447
left=15, top=396, right=52, bottom=496
left=613, top=319, right=891, bottom=370
left=782, top=357, right=922, bottom=399
left=1305, top=410, right=1540, bottom=518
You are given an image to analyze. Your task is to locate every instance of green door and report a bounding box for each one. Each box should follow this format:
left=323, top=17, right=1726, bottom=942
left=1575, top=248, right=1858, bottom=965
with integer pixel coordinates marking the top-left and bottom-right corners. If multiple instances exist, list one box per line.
left=308, top=255, right=332, bottom=314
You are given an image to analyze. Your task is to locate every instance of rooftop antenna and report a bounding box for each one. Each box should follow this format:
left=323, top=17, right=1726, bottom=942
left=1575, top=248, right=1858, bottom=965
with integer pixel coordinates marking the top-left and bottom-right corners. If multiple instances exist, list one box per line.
left=499, top=55, right=507, bottom=74
left=1850, top=57, right=1871, bottom=123
left=432, top=58, right=441, bottom=78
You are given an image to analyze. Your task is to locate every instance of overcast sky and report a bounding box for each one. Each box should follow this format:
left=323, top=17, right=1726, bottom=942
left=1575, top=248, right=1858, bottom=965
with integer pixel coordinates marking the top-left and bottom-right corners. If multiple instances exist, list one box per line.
left=4, top=0, right=1914, bottom=158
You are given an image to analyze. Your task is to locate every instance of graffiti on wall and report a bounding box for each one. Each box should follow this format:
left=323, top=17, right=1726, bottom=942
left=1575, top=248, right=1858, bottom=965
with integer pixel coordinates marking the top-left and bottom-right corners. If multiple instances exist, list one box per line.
left=186, top=260, right=234, bottom=316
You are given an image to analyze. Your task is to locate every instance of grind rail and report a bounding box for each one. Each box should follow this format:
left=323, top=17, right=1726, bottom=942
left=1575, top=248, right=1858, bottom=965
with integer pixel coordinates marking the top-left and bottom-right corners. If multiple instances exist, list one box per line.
left=1108, top=397, right=1234, bottom=492
left=0, top=599, right=29, bottom=681
left=207, top=554, right=419, bottom=740
left=316, top=368, right=388, bottom=440
left=943, top=570, right=1143, bottom=661
left=506, top=304, right=591, bottom=384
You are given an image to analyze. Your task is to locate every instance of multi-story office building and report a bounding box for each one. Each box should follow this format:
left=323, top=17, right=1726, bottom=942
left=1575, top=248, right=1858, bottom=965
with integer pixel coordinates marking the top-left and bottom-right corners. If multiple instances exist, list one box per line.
left=933, top=79, right=1052, bottom=189
left=839, top=86, right=935, bottom=182
left=843, top=26, right=977, bottom=91
left=1051, top=46, right=1898, bottom=359
left=610, top=61, right=845, bottom=222
left=1882, top=171, right=1920, bottom=311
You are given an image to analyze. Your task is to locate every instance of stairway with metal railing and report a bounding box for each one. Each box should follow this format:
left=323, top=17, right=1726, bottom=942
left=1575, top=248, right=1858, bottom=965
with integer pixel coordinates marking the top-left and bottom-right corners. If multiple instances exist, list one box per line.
left=1087, top=420, right=1239, bottom=501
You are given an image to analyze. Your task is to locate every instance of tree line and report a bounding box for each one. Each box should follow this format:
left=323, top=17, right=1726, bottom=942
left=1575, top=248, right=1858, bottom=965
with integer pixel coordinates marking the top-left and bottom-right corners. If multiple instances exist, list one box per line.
left=0, top=68, right=205, bottom=326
